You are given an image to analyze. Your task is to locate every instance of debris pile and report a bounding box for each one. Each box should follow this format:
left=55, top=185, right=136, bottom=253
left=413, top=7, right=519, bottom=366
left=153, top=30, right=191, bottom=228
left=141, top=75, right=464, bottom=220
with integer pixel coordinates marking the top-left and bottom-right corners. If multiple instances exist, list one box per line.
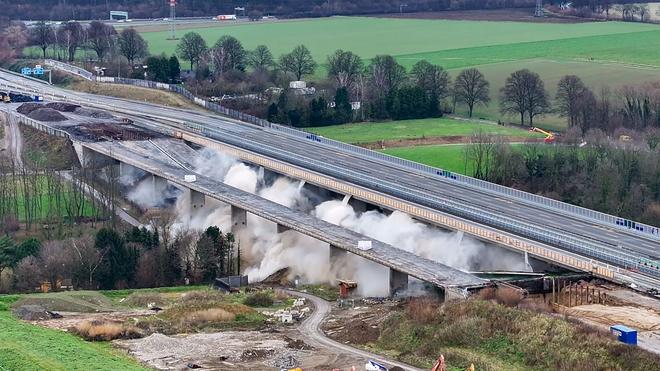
left=26, top=108, right=67, bottom=122
left=16, top=102, right=42, bottom=115
left=45, top=102, right=80, bottom=112
left=13, top=305, right=62, bottom=321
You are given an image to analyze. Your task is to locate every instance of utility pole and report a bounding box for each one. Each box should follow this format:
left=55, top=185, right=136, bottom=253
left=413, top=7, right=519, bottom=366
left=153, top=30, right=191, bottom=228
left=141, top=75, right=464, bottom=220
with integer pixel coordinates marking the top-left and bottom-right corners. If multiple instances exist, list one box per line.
left=168, top=0, right=178, bottom=40
left=534, top=0, right=544, bottom=17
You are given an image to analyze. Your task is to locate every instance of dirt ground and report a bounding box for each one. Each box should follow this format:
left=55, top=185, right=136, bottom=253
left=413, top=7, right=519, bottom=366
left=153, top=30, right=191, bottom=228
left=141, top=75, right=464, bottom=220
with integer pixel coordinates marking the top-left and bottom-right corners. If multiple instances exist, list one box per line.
left=322, top=298, right=402, bottom=346
left=114, top=330, right=359, bottom=370
left=33, top=310, right=154, bottom=331
left=24, top=295, right=366, bottom=370
left=371, top=8, right=590, bottom=23
left=561, top=286, right=660, bottom=355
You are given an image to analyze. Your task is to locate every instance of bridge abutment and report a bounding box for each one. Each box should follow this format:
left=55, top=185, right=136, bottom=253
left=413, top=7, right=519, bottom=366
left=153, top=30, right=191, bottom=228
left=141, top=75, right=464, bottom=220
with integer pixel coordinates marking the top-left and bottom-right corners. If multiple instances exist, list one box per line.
left=231, top=205, right=247, bottom=233
left=277, top=224, right=290, bottom=234
left=389, top=269, right=409, bottom=296
left=74, top=143, right=115, bottom=169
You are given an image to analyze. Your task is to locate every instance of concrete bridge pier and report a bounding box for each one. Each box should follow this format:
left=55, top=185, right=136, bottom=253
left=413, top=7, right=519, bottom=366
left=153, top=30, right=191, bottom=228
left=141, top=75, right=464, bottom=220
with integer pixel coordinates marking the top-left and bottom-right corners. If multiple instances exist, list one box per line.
left=151, top=174, right=168, bottom=195
left=329, top=244, right=347, bottom=264
left=277, top=224, right=291, bottom=234
left=389, top=269, right=409, bottom=296
left=190, top=189, right=205, bottom=211
left=231, top=205, right=247, bottom=233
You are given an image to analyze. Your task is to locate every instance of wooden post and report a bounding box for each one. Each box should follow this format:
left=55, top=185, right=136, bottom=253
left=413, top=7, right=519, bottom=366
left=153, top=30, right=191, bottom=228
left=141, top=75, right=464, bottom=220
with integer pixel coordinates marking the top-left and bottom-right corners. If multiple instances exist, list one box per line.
left=552, top=277, right=556, bottom=304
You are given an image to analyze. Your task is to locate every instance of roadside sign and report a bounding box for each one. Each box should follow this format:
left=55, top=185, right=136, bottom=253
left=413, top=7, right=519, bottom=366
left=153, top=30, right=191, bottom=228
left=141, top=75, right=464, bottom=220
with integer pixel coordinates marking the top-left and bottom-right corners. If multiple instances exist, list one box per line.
left=35, top=64, right=42, bottom=69
left=21, top=67, right=32, bottom=75
left=33, top=67, right=44, bottom=75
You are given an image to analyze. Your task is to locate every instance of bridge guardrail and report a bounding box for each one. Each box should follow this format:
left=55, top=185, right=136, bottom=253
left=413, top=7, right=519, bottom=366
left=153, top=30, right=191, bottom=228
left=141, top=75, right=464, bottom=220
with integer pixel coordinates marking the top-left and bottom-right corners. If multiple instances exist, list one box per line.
left=42, top=59, right=660, bottom=241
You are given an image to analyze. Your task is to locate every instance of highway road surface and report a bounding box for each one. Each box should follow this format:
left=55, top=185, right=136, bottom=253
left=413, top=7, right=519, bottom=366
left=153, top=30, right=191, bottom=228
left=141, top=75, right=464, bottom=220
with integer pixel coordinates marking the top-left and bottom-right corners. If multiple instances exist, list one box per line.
left=0, top=70, right=658, bottom=288
left=288, top=290, right=424, bottom=371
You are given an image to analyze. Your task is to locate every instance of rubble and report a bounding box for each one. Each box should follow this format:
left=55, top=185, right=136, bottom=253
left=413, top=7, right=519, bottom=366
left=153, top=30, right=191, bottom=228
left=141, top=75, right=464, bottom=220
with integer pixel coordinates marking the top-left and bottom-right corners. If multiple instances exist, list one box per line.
left=13, top=305, right=61, bottom=321
left=26, top=108, right=67, bottom=122
left=45, top=102, right=80, bottom=112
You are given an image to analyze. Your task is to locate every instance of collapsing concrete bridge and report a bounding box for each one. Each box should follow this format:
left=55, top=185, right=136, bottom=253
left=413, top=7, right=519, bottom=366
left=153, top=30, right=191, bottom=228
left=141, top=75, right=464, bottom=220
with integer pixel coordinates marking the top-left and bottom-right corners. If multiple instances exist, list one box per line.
left=77, top=138, right=488, bottom=295
left=0, top=104, right=487, bottom=295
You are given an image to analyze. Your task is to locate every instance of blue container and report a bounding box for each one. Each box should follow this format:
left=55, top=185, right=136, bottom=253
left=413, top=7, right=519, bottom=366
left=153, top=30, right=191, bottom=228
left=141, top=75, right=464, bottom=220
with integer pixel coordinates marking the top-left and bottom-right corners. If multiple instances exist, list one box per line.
left=610, top=324, right=637, bottom=345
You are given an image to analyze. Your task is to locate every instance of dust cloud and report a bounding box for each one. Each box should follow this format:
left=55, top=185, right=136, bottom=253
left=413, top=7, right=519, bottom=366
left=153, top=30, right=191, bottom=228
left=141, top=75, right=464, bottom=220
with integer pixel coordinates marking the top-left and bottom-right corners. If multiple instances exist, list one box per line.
left=125, top=147, right=527, bottom=296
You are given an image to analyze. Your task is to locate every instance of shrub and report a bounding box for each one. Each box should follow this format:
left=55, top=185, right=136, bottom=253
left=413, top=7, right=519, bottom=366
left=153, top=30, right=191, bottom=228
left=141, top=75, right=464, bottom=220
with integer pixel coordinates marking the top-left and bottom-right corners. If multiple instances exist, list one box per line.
left=182, top=308, right=236, bottom=327
left=73, top=320, right=142, bottom=341
left=243, top=292, right=274, bottom=307
left=124, top=292, right=167, bottom=308
left=180, top=290, right=225, bottom=303
left=405, top=296, right=440, bottom=324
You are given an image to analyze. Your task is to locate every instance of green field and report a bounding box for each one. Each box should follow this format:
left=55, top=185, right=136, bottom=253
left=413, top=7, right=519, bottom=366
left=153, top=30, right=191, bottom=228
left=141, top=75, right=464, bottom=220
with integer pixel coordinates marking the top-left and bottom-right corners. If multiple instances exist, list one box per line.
left=141, top=17, right=658, bottom=64
left=310, top=117, right=541, bottom=144
left=382, top=144, right=471, bottom=174
left=139, top=16, right=660, bottom=130
left=0, top=295, right=145, bottom=371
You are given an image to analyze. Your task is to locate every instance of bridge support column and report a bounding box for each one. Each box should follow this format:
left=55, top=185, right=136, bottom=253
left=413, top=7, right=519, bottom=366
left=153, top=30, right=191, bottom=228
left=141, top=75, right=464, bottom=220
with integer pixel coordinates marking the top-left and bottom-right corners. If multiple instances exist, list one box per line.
left=277, top=224, right=290, bottom=234
left=329, top=244, right=347, bottom=264
left=190, top=189, right=205, bottom=210
left=342, top=195, right=368, bottom=213
left=389, top=269, right=409, bottom=296
left=455, top=230, right=464, bottom=246
left=231, top=205, right=247, bottom=233
left=151, top=174, right=168, bottom=196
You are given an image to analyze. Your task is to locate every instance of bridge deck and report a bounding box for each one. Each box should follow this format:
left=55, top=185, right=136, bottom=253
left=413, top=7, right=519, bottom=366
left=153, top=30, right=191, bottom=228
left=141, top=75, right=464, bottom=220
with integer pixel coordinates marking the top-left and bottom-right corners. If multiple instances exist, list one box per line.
left=85, top=140, right=487, bottom=289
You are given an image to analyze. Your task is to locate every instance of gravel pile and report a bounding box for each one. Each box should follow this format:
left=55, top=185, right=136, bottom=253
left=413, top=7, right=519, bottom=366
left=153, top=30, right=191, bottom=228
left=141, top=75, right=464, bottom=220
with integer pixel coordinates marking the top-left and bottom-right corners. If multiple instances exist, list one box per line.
left=45, top=102, right=80, bottom=112
left=16, top=102, right=42, bottom=115
left=13, top=305, right=60, bottom=320
left=265, top=353, right=299, bottom=368
left=27, top=108, right=67, bottom=122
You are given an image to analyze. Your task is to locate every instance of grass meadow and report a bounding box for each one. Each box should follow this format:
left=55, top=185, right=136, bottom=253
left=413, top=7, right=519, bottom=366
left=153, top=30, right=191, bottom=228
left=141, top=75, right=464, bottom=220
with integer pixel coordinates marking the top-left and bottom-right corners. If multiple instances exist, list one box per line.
left=139, top=17, right=660, bottom=129
left=0, top=295, right=145, bottom=371
left=141, top=17, right=658, bottom=64
left=309, top=117, right=541, bottom=144
left=381, top=144, right=472, bottom=174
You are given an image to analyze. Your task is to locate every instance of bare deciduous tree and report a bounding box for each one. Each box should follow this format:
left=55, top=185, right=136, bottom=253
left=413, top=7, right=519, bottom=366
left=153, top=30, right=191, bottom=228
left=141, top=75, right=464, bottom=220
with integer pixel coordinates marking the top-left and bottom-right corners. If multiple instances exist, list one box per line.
left=454, top=68, right=490, bottom=118
left=118, top=28, right=148, bottom=67
left=279, top=44, right=316, bottom=81
left=500, top=69, right=549, bottom=126
left=176, top=31, right=207, bottom=70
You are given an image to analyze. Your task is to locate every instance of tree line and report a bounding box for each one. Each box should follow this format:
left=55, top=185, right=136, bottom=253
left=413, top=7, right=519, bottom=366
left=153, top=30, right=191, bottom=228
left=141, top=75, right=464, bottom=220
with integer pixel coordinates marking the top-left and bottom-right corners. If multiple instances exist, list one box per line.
left=1, top=222, right=240, bottom=293
left=0, top=0, right=541, bottom=22
left=465, top=130, right=660, bottom=226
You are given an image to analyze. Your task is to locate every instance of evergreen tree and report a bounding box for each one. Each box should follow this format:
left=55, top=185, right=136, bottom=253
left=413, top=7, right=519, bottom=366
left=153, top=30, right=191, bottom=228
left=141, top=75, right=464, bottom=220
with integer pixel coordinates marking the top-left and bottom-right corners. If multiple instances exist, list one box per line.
left=333, top=87, right=353, bottom=124
left=168, top=55, right=181, bottom=83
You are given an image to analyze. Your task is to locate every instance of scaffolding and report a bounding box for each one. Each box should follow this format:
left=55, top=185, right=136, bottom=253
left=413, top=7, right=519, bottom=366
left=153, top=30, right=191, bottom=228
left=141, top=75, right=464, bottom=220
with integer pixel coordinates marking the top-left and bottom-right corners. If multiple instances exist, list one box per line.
left=168, top=0, right=178, bottom=40
left=534, top=0, right=544, bottom=17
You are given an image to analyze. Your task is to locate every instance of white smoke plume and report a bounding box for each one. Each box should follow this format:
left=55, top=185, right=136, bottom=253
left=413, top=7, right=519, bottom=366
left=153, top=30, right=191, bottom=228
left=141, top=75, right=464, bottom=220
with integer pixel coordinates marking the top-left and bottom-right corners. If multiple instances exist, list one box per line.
left=126, top=146, right=528, bottom=296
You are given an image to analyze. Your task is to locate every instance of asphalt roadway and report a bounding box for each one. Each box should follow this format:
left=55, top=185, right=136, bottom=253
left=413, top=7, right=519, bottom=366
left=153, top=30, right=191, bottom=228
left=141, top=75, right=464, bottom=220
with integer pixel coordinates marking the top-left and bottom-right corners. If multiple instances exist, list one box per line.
left=0, top=71, right=657, bottom=283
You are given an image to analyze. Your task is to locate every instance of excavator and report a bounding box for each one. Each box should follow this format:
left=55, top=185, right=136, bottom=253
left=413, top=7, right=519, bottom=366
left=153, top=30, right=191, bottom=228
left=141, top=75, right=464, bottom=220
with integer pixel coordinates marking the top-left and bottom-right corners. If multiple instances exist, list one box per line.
left=530, top=127, right=555, bottom=143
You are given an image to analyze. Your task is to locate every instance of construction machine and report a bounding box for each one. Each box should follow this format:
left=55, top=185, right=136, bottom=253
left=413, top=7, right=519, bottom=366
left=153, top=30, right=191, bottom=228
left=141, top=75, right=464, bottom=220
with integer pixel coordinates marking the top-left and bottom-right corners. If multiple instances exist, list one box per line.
left=530, top=127, right=555, bottom=143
